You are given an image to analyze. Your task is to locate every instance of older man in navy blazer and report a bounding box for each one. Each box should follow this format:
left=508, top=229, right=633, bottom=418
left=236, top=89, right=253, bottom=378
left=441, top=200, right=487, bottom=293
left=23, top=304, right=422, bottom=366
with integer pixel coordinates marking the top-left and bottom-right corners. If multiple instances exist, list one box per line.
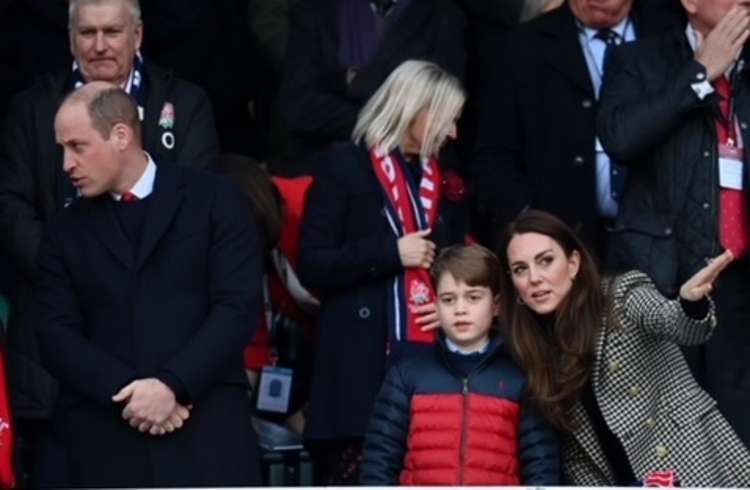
left=32, top=82, right=261, bottom=487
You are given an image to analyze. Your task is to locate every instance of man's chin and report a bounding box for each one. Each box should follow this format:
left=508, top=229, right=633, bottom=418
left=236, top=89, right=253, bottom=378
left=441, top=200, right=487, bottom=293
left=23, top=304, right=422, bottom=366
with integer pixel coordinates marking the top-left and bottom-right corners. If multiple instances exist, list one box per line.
left=81, top=67, right=123, bottom=85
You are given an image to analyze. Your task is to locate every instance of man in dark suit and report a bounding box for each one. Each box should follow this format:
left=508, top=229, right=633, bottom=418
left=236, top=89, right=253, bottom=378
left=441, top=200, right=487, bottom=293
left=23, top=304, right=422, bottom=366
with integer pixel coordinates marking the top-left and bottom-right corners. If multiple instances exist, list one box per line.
left=0, top=2, right=219, bottom=474
left=598, top=0, right=750, bottom=449
left=32, top=82, right=261, bottom=487
left=470, top=0, right=681, bottom=256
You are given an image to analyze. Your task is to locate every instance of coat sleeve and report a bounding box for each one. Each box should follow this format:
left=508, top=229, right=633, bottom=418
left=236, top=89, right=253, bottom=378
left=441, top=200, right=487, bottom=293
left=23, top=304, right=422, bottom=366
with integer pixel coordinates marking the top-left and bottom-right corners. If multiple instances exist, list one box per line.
left=174, top=83, right=219, bottom=169
left=619, top=271, right=717, bottom=346
left=0, top=93, right=45, bottom=279
left=159, top=179, right=261, bottom=401
left=469, top=33, right=531, bottom=230
left=597, top=42, right=716, bottom=164
left=360, top=363, right=412, bottom=485
left=34, top=221, right=138, bottom=406
left=517, top=400, right=560, bottom=485
left=278, top=1, right=360, bottom=141
left=298, top=157, right=403, bottom=292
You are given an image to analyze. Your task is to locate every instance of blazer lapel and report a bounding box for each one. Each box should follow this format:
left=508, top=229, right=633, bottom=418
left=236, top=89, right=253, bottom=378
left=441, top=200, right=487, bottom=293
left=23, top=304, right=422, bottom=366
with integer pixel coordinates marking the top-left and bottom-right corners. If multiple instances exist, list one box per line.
left=569, top=402, right=617, bottom=483
left=539, top=4, right=595, bottom=96
left=142, top=63, right=172, bottom=157
left=136, top=162, right=184, bottom=268
left=79, top=195, right=135, bottom=269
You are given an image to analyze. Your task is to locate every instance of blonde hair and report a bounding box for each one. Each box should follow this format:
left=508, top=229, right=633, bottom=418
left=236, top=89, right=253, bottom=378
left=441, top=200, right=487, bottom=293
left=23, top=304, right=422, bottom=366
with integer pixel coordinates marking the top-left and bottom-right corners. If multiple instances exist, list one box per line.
left=352, top=60, right=465, bottom=158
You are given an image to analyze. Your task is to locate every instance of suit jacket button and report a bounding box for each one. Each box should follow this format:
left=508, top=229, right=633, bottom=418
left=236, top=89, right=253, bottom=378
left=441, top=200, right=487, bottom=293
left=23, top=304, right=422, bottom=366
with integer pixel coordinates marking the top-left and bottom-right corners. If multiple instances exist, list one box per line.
left=645, top=417, right=656, bottom=429
left=582, top=99, right=593, bottom=109
left=628, top=385, right=642, bottom=397
left=655, top=444, right=669, bottom=458
left=573, top=155, right=584, bottom=166
left=608, top=360, right=622, bottom=373
left=358, top=307, right=371, bottom=319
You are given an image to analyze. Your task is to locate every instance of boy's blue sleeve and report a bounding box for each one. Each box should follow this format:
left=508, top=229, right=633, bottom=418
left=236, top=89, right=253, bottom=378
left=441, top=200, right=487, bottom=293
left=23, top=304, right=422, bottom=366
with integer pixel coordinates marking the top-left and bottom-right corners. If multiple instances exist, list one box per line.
left=360, top=363, right=412, bottom=485
left=518, top=399, right=561, bottom=485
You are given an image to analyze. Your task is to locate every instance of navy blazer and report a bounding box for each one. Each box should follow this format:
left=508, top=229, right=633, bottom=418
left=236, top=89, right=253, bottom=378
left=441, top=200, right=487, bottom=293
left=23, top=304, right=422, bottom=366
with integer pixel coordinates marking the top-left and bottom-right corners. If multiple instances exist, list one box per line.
left=469, top=1, right=681, bottom=250
left=33, top=162, right=262, bottom=487
left=299, top=143, right=468, bottom=441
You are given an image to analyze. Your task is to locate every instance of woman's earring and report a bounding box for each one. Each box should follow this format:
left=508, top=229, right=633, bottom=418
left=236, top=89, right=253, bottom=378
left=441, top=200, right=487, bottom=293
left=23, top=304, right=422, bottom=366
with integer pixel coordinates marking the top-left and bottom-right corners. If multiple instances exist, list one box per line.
left=517, top=295, right=525, bottom=306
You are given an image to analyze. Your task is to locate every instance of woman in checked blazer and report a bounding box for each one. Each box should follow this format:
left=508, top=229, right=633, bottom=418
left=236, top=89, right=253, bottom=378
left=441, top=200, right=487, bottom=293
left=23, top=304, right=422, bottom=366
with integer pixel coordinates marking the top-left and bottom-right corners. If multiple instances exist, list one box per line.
left=496, top=210, right=750, bottom=487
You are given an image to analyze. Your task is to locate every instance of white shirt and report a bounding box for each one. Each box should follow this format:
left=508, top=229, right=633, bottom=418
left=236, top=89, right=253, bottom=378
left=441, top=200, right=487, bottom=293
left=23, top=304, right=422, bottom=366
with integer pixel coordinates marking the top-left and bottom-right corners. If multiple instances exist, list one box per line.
left=110, top=152, right=157, bottom=201
left=578, top=16, right=635, bottom=219
left=445, top=337, right=490, bottom=356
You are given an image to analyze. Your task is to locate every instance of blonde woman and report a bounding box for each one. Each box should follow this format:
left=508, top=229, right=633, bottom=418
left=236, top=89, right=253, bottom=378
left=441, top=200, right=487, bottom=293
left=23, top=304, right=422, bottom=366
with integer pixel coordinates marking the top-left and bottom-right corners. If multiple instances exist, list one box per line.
left=298, top=60, right=469, bottom=484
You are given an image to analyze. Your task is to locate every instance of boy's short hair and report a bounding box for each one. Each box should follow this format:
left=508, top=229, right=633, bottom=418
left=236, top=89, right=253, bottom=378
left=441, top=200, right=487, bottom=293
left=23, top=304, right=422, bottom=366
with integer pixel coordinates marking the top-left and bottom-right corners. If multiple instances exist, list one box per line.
left=430, top=244, right=501, bottom=296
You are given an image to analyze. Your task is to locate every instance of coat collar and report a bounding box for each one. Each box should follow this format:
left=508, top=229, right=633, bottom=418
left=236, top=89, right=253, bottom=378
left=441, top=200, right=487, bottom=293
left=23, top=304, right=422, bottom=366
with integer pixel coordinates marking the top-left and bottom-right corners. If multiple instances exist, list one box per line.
left=75, top=160, right=185, bottom=269
left=536, top=2, right=595, bottom=96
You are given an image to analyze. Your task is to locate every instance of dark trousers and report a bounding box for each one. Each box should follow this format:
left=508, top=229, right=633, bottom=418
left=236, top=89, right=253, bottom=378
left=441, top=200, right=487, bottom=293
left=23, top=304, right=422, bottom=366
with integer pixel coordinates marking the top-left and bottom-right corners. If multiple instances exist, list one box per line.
left=687, top=262, right=750, bottom=449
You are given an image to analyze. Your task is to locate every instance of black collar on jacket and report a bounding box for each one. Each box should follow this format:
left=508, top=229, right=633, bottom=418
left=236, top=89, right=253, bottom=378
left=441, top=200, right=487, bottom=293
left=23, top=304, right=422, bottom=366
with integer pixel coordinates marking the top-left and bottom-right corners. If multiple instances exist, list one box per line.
left=532, top=1, right=683, bottom=95
left=434, top=329, right=508, bottom=379
left=73, top=160, right=186, bottom=270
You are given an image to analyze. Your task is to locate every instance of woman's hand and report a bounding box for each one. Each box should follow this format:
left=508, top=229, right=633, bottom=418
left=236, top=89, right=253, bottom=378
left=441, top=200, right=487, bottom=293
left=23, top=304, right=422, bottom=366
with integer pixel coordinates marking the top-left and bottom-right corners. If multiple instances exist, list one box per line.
left=679, top=250, right=734, bottom=301
left=397, top=229, right=436, bottom=269
left=413, top=302, right=440, bottom=331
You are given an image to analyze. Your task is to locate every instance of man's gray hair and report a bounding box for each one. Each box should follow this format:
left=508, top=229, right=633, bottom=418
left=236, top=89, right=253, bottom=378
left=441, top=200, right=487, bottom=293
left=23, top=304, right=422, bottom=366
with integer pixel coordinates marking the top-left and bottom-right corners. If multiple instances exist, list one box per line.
left=68, top=0, right=142, bottom=30
left=352, top=60, right=465, bottom=158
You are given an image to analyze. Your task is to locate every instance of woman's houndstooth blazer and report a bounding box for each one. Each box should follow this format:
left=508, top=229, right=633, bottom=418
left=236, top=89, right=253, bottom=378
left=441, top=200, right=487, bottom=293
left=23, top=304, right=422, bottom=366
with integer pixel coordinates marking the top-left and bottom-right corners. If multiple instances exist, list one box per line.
left=563, top=271, right=750, bottom=487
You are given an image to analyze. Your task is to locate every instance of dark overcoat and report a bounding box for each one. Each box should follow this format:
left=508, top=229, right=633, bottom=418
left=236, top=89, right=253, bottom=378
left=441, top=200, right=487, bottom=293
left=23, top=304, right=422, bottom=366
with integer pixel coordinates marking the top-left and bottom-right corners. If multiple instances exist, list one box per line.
left=33, top=163, right=261, bottom=487
left=0, top=62, right=219, bottom=420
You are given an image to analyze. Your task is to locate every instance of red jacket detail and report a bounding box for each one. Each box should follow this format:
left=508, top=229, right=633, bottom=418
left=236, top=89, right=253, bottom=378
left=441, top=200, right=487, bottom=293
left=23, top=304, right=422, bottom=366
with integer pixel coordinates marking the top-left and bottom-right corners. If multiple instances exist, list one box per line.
left=243, top=176, right=314, bottom=370
left=400, top=393, right=521, bottom=485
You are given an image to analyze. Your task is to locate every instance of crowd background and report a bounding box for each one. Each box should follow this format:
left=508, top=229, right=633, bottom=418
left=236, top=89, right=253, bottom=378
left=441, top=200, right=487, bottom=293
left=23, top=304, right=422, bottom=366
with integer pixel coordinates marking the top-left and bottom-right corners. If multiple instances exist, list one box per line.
left=3, top=0, right=750, bottom=487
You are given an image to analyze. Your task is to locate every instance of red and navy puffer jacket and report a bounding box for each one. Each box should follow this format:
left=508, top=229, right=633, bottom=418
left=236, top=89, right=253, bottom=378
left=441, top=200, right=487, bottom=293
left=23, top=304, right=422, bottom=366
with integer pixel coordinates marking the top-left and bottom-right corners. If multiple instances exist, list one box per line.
left=360, top=334, right=559, bottom=485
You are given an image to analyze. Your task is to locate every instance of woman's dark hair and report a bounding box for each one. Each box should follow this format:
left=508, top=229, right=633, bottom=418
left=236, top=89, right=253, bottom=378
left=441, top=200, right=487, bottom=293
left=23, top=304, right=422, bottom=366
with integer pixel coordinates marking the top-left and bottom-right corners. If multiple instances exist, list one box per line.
left=497, top=210, right=604, bottom=432
left=216, top=154, right=283, bottom=254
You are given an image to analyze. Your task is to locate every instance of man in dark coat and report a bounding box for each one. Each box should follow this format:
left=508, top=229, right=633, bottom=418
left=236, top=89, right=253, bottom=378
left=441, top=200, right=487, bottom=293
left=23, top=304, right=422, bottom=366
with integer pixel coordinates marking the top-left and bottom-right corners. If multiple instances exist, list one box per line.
left=139, top=0, right=256, bottom=156
left=278, top=0, right=466, bottom=175
left=598, top=0, right=750, bottom=449
left=470, top=0, right=680, bottom=256
left=0, top=0, right=218, bottom=438
left=33, top=82, right=261, bottom=487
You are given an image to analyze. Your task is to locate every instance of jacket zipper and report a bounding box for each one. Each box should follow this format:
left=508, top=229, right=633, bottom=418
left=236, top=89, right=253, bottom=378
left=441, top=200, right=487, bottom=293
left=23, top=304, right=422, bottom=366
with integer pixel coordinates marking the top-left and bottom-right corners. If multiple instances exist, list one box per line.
left=459, top=377, right=469, bottom=485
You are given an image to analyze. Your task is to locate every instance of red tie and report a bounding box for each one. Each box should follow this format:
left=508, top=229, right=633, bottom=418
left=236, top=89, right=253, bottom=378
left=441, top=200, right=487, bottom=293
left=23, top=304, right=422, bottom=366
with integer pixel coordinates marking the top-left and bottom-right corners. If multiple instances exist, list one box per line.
left=714, top=76, right=749, bottom=258
left=121, top=191, right=138, bottom=202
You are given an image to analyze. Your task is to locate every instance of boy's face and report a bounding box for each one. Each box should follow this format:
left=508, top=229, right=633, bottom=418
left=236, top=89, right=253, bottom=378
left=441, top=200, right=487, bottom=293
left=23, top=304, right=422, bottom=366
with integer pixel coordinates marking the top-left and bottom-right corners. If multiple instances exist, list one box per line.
left=436, top=272, right=499, bottom=353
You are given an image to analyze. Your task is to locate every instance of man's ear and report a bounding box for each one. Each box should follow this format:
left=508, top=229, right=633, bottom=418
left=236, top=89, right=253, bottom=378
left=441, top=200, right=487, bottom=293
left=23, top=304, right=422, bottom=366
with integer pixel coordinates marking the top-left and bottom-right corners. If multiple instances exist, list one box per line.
left=680, top=0, right=697, bottom=15
left=110, top=123, right=132, bottom=151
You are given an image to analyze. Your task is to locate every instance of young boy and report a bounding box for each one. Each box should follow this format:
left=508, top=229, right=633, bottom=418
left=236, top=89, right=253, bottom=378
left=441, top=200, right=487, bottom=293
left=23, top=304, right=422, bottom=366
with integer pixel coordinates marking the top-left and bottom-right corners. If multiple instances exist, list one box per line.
left=360, top=244, right=560, bottom=485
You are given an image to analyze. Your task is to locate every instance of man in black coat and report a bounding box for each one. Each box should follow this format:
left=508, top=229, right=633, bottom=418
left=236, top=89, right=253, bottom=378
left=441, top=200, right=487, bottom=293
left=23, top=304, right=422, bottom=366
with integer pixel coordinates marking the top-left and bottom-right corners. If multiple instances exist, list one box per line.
left=597, top=0, right=750, bottom=448
left=0, top=0, right=218, bottom=429
left=0, top=1, right=220, bottom=482
left=470, top=0, right=680, bottom=256
left=33, top=82, right=261, bottom=487
left=278, top=0, right=466, bottom=175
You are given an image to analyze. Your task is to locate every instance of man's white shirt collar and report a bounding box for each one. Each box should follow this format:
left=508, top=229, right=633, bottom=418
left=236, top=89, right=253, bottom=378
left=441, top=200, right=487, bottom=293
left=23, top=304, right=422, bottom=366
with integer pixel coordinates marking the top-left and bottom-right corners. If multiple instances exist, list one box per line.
left=111, top=152, right=156, bottom=201
left=582, top=16, right=630, bottom=42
